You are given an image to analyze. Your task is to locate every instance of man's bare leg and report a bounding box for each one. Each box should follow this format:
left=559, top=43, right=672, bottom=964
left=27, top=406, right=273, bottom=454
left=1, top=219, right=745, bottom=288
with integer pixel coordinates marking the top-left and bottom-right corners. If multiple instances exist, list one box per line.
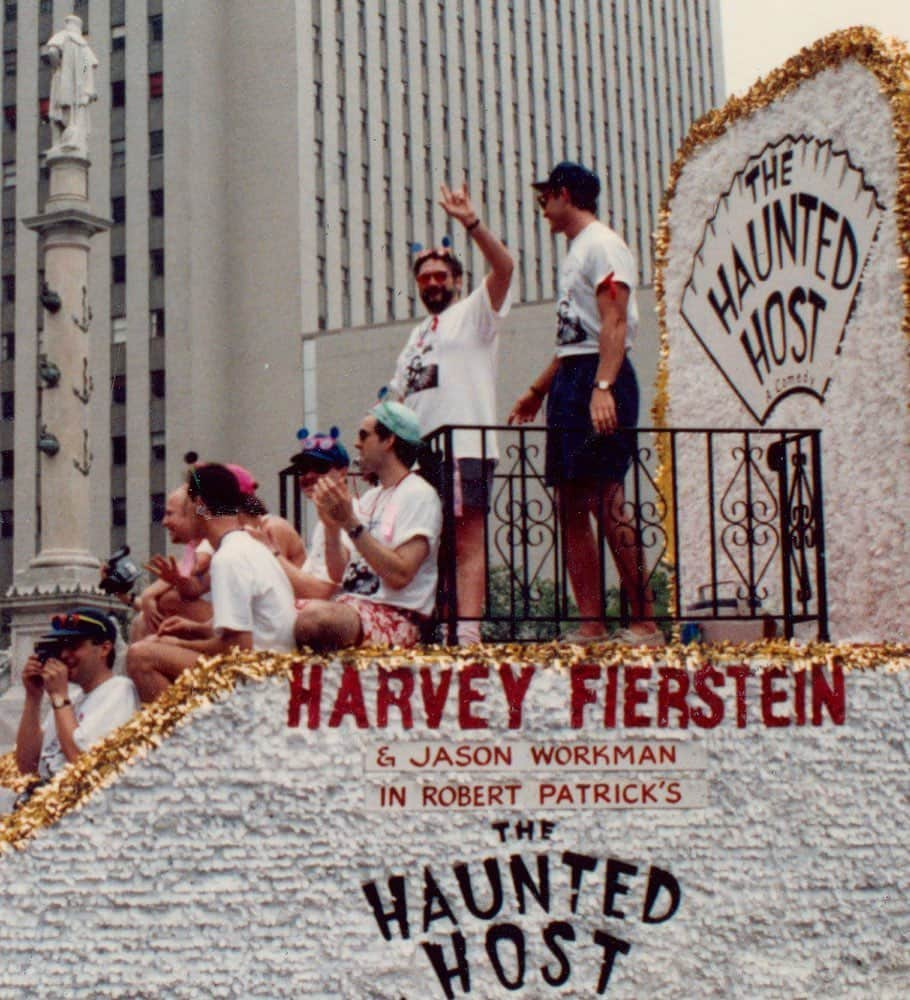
left=600, top=482, right=656, bottom=634
left=455, top=509, right=486, bottom=645
left=294, top=601, right=363, bottom=652
left=558, top=482, right=608, bottom=637
left=127, top=639, right=203, bottom=703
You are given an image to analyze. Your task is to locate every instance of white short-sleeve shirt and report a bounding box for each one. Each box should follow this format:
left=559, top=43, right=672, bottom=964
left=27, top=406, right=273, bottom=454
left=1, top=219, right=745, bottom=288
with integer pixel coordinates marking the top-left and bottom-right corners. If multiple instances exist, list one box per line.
left=39, top=675, right=139, bottom=779
left=339, top=474, right=442, bottom=617
left=554, top=220, right=640, bottom=357
left=210, top=530, right=297, bottom=652
left=389, top=281, right=511, bottom=459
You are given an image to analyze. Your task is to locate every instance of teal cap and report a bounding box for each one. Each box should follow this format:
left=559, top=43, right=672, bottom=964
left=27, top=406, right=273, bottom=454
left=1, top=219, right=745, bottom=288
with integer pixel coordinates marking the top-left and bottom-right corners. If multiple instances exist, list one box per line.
left=370, top=400, right=423, bottom=445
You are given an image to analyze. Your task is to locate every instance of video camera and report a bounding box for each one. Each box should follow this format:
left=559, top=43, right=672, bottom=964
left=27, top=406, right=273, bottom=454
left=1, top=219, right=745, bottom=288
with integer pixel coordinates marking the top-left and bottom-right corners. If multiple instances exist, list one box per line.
left=98, top=545, right=141, bottom=596
left=33, top=637, right=63, bottom=665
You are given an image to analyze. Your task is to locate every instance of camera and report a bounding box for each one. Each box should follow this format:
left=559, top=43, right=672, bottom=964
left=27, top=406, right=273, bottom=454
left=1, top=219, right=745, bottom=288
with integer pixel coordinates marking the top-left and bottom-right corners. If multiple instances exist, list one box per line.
left=34, top=637, right=62, bottom=665
left=98, top=545, right=141, bottom=596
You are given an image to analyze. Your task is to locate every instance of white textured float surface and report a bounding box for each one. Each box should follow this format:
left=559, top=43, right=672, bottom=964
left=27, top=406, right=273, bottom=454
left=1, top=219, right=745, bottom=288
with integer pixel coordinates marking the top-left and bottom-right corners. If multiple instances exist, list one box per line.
left=663, top=60, right=908, bottom=643
left=0, top=665, right=906, bottom=999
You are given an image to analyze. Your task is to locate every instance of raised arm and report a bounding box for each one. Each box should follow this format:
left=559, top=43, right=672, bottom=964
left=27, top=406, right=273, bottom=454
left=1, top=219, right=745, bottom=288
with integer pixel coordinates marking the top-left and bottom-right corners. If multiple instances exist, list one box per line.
left=439, top=182, right=513, bottom=312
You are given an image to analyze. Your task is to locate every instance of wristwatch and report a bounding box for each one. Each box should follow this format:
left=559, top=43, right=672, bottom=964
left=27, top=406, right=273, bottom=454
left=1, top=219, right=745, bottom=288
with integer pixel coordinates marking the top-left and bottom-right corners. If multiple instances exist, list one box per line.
left=347, top=522, right=366, bottom=541
left=595, top=379, right=612, bottom=392
left=50, top=694, right=71, bottom=710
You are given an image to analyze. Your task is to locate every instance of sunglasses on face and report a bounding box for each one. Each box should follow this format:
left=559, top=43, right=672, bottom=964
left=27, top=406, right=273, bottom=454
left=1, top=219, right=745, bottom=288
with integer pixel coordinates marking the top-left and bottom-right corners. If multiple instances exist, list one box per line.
left=536, top=191, right=553, bottom=210
left=415, top=271, right=451, bottom=287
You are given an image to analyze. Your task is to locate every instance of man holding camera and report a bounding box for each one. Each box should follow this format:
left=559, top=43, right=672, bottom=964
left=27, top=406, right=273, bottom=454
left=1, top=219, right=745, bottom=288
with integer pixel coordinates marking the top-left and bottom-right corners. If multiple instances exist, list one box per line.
left=15, top=607, right=139, bottom=780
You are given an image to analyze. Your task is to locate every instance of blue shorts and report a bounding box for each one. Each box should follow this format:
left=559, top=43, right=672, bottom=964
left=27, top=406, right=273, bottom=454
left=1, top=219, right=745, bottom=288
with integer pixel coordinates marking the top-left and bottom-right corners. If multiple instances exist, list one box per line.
left=545, top=353, right=639, bottom=486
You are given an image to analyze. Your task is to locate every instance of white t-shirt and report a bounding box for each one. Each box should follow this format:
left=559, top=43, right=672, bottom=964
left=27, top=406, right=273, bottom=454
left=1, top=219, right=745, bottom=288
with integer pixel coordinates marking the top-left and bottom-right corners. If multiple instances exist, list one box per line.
left=554, top=220, right=640, bottom=357
left=339, top=474, right=442, bottom=616
left=389, top=281, right=511, bottom=459
left=39, top=675, right=139, bottom=780
left=302, top=498, right=360, bottom=584
left=210, top=530, right=297, bottom=652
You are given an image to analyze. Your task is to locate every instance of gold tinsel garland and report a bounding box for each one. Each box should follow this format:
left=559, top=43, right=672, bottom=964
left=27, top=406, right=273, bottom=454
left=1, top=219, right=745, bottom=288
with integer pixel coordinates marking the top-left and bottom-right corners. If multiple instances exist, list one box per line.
left=651, top=27, right=910, bottom=570
left=0, top=641, right=907, bottom=856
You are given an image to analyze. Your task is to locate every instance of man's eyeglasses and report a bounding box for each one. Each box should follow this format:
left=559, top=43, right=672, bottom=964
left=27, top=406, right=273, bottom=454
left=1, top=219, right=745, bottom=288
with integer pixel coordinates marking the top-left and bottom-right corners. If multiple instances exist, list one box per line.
left=536, top=191, right=553, bottom=210
left=415, top=271, right=450, bottom=288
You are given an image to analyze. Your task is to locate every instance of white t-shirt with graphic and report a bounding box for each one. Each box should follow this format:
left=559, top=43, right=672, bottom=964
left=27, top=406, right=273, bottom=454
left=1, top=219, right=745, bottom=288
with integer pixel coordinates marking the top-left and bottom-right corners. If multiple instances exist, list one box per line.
left=210, top=530, right=296, bottom=652
left=389, top=281, right=511, bottom=459
left=340, top=474, right=442, bottom=616
left=39, top=675, right=139, bottom=779
left=554, top=220, right=640, bottom=357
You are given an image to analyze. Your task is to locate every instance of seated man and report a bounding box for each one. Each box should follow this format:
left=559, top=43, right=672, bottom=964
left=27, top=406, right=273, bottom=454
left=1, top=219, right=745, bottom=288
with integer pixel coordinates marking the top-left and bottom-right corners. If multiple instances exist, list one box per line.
left=294, top=402, right=442, bottom=651
left=117, top=484, right=213, bottom=642
left=127, top=464, right=297, bottom=702
left=15, top=607, right=139, bottom=780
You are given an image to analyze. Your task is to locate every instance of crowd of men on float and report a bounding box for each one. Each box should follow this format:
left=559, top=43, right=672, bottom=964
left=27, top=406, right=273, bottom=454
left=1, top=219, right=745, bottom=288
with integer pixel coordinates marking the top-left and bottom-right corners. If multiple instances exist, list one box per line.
left=13, top=160, right=661, bottom=788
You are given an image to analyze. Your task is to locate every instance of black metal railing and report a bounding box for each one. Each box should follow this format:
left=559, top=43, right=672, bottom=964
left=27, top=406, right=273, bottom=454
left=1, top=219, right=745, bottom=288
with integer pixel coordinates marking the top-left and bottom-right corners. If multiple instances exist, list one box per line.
left=280, top=425, right=828, bottom=643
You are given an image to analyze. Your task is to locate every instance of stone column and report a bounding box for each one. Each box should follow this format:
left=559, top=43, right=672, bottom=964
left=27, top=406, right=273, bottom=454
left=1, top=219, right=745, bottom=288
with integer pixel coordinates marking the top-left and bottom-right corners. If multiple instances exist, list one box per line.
left=0, top=151, right=111, bottom=705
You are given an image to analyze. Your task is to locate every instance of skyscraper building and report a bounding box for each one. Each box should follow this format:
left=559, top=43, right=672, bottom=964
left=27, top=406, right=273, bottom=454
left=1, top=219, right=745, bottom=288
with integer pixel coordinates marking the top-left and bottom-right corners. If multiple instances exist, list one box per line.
left=0, top=0, right=724, bottom=597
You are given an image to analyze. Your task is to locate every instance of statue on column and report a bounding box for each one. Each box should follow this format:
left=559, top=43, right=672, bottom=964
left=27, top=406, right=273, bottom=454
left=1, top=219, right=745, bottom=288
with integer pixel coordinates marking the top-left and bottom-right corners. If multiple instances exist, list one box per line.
left=41, top=15, right=99, bottom=158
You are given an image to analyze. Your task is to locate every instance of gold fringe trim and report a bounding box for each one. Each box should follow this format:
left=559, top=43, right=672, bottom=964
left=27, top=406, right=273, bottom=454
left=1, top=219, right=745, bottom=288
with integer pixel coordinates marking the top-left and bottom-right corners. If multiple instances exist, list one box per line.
left=652, top=27, right=910, bottom=589
left=1, top=641, right=907, bottom=856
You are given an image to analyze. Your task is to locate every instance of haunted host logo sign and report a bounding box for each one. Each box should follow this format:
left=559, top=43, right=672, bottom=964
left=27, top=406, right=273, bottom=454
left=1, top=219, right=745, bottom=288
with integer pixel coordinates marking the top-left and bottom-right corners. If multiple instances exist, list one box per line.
left=680, top=135, right=883, bottom=423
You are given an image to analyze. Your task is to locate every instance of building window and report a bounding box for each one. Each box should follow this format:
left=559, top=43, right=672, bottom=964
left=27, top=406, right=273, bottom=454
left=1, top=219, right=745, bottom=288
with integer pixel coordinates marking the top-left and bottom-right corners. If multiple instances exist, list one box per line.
left=3, top=51, right=14, bottom=76
left=150, top=369, right=165, bottom=398
left=111, top=374, right=126, bottom=405
left=4, top=5, right=16, bottom=24
left=149, top=308, right=165, bottom=338
left=112, top=497, right=127, bottom=528
left=149, top=249, right=164, bottom=276
left=2, top=217, right=14, bottom=244
left=111, top=435, right=126, bottom=465
left=148, top=14, right=163, bottom=42
left=1, top=390, right=13, bottom=419
left=112, top=255, right=126, bottom=283
left=0, top=450, right=12, bottom=479
left=1, top=332, right=13, bottom=360
left=151, top=430, right=166, bottom=461
left=2, top=274, right=13, bottom=302
left=111, top=25, right=126, bottom=51
left=111, top=196, right=126, bottom=224
left=2, top=163, right=15, bottom=188
left=149, top=130, right=164, bottom=156
left=0, top=509, right=11, bottom=538
left=112, top=316, right=127, bottom=343
left=151, top=492, right=166, bottom=522
left=111, top=80, right=126, bottom=108
left=149, top=188, right=164, bottom=217
left=148, top=72, right=163, bottom=99
left=111, top=139, right=126, bottom=167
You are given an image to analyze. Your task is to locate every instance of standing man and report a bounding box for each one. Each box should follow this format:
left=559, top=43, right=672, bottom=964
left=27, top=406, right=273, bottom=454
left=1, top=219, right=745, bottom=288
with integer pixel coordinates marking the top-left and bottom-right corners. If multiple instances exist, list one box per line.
left=126, top=465, right=297, bottom=702
left=509, top=162, right=658, bottom=644
left=388, top=183, right=513, bottom=646
left=15, top=608, right=139, bottom=780
left=293, top=402, right=442, bottom=652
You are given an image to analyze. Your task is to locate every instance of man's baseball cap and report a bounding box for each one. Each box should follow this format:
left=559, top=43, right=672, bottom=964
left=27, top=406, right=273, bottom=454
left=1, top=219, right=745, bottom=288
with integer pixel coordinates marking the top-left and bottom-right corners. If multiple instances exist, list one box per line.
left=290, top=428, right=351, bottom=472
left=531, top=161, right=601, bottom=203
left=43, top=607, right=118, bottom=644
left=371, top=401, right=423, bottom=445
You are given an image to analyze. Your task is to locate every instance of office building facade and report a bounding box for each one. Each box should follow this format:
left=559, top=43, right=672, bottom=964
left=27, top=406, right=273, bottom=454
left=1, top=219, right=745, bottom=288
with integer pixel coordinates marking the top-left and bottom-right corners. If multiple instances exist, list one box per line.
left=0, top=0, right=723, bottom=593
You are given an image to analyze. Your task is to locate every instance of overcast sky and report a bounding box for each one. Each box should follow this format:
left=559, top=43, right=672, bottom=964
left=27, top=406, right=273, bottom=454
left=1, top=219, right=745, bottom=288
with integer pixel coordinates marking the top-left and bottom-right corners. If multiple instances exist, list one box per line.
left=719, top=0, right=910, bottom=96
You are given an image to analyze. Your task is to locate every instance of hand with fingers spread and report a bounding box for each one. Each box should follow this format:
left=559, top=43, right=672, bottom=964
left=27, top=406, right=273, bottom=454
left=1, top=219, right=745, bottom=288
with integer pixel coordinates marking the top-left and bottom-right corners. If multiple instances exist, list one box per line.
left=145, top=554, right=186, bottom=589
left=439, top=181, right=479, bottom=229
